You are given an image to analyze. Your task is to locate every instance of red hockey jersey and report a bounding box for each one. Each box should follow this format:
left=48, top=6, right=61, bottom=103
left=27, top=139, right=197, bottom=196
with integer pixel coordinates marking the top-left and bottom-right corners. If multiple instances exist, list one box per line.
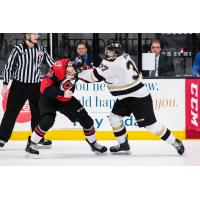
left=40, top=59, right=76, bottom=102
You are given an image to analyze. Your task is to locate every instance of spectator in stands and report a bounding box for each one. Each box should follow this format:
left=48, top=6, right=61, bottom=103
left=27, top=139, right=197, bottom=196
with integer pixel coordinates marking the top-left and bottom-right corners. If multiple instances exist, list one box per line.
left=76, top=42, right=102, bottom=68
left=143, top=39, right=175, bottom=77
left=192, top=52, right=200, bottom=77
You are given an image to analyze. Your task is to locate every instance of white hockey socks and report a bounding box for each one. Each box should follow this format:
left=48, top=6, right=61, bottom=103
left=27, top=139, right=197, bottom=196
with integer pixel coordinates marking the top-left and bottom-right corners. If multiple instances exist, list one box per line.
left=86, top=134, right=96, bottom=144
left=146, top=122, right=176, bottom=145
left=83, top=126, right=96, bottom=144
left=31, top=125, right=45, bottom=144
left=116, top=133, right=127, bottom=145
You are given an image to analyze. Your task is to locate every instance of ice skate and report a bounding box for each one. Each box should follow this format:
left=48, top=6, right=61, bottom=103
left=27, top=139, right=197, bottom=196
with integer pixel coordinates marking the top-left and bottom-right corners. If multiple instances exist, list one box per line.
left=0, top=140, right=5, bottom=148
left=86, top=139, right=107, bottom=154
left=37, top=137, right=52, bottom=149
left=110, top=137, right=131, bottom=155
left=172, top=139, right=185, bottom=155
left=25, top=136, right=39, bottom=158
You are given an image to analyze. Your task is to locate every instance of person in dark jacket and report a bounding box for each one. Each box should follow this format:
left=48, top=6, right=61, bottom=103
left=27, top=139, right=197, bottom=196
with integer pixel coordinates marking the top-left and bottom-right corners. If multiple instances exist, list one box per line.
left=76, top=41, right=102, bottom=68
left=143, top=39, right=175, bottom=77
left=192, top=52, right=200, bottom=77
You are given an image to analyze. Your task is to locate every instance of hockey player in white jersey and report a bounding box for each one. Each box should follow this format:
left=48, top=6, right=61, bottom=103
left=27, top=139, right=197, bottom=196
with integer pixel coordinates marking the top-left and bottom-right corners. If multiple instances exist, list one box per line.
left=78, top=41, right=185, bottom=155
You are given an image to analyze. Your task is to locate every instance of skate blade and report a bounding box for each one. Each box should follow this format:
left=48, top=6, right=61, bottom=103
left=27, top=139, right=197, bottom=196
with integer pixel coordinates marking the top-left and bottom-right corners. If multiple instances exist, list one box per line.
left=92, top=150, right=108, bottom=155
left=110, top=150, right=131, bottom=155
left=178, top=150, right=186, bottom=156
left=36, top=144, right=52, bottom=149
left=25, top=152, right=39, bottom=159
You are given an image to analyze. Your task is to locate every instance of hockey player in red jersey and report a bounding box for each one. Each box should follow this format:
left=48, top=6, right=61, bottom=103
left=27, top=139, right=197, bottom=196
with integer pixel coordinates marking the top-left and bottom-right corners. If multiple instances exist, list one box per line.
left=25, top=58, right=107, bottom=157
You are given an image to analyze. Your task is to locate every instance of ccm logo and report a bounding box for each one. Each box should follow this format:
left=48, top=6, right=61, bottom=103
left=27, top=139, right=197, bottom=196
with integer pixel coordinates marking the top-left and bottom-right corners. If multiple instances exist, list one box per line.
left=191, top=83, right=198, bottom=127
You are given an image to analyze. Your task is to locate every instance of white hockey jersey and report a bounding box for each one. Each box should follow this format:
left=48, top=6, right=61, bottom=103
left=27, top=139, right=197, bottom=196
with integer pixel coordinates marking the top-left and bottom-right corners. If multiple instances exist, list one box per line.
left=78, top=53, right=149, bottom=100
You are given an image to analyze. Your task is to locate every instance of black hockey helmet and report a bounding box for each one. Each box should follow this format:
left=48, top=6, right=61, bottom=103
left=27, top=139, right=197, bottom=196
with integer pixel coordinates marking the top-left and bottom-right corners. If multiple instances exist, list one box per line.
left=105, top=40, right=123, bottom=60
left=71, top=57, right=85, bottom=73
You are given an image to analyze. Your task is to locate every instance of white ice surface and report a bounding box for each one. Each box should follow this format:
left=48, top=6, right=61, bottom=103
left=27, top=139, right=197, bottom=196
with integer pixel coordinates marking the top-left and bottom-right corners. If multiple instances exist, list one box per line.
left=0, top=140, right=200, bottom=166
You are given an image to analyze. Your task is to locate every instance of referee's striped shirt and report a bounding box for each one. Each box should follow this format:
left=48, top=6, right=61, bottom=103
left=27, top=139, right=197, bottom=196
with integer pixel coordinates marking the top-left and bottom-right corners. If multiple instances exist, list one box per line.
left=2, top=42, right=54, bottom=85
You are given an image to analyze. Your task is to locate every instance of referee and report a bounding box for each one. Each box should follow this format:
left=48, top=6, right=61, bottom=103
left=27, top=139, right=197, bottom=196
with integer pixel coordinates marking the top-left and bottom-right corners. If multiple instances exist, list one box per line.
left=0, top=33, right=54, bottom=148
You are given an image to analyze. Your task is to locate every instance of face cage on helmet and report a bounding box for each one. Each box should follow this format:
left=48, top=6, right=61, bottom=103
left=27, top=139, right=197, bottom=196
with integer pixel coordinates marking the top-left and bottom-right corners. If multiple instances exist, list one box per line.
left=104, top=47, right=118, bottom=60
left=69, top=60, right=84, bottom=74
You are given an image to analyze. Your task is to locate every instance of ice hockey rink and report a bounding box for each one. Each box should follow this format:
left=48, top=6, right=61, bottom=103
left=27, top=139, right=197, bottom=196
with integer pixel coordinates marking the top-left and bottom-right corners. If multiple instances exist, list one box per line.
left=0, top=140, right=200, bottom=166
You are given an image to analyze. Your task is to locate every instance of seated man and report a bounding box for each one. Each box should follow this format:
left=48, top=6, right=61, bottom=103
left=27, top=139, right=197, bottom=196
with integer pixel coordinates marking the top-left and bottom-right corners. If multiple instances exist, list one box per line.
left=25, top=58, right=107, bottom=157
left=143, top=39, right=175, bottom=77
left=76, top=41, right=102, bottom=68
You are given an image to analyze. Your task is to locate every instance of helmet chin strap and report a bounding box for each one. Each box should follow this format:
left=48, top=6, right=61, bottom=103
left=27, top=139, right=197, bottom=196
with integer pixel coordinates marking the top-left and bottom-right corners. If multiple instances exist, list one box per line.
left=106, top=56, right=117, bottom=61
left=105, top=50, right=117, bottom=60
left=28, top=39, right=35, bottom=44
left=27, top=38, right=36, bottom=45
left=26, top=34, right=35, bottom=45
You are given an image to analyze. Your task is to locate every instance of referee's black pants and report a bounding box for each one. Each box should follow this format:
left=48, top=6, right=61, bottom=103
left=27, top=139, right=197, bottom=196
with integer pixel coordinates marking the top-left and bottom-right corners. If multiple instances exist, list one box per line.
left=0, top=80, right=41, bottom=142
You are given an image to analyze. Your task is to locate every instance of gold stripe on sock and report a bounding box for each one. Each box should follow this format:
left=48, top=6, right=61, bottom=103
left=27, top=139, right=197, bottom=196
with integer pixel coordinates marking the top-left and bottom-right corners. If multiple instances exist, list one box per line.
left=157, top=126, right=167, bottom=137
left=112, top=124, right=124, bottom=132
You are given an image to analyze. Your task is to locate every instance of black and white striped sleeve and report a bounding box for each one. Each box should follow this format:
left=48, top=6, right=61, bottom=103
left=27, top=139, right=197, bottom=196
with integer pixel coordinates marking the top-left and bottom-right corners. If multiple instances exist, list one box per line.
left=2, top=47, right=18, bottom=85
left=43, top=47, right=54, bottom=67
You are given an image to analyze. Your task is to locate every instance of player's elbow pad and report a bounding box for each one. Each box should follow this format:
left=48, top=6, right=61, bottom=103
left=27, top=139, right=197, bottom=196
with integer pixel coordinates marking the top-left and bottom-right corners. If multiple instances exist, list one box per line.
left=78, top=69, right=100, bottom=82
left=43, top=87, right=63, bottom=99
